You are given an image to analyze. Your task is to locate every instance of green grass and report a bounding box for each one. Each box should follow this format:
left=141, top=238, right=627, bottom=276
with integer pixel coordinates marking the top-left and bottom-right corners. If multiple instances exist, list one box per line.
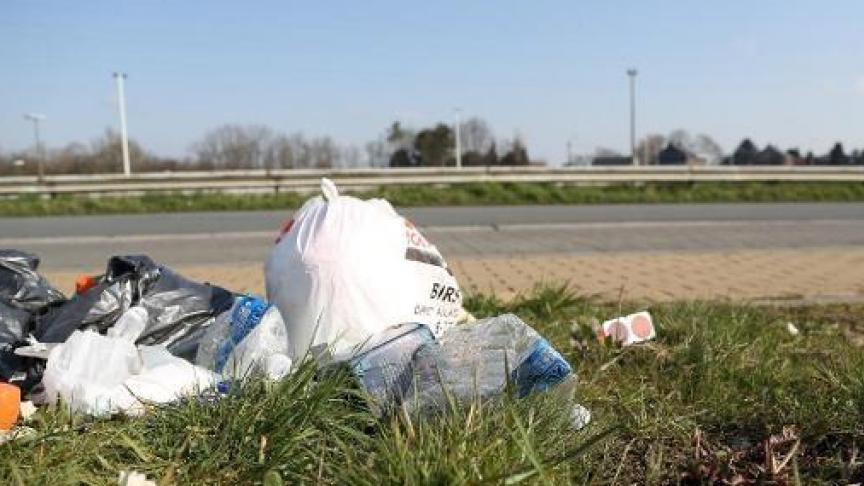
left=4, top=181, right=864, bottom=216
left=3, top=286, right=864, bottom=484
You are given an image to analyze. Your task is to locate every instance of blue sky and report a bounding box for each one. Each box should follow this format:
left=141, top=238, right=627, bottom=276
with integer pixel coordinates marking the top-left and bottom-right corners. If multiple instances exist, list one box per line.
left=2, top=0, right=862, bottom=163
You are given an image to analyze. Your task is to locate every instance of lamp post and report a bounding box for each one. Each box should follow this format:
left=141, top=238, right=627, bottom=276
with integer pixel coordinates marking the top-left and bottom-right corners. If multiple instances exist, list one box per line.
left=23, top=113, right=46, bottom=181
left=454, top=107, right=463, bottom=169
left=113, top=72, right=132, bottom=176
left=627, top=68, right=638, bottom=165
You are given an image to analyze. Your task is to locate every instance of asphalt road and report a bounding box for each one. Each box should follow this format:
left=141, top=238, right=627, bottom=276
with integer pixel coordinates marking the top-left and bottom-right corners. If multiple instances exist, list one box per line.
left=1, top=202, right=863, bottom=272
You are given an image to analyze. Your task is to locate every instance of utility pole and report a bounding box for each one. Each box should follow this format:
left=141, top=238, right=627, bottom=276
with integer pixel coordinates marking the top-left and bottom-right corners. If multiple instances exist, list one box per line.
left=627, top=68, right=638, bottom=165
left=454, top=107, right=463, bottom=169
left=113, top=72, right=132, bottom=176
left=23, top=113, right=46, bottom=181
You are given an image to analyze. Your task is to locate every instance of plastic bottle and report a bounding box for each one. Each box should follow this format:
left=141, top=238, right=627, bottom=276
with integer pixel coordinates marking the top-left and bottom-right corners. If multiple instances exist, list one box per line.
left=407, top=314, right=574, bottom=413
left=0, top=382, right=21, bottom=430
left=107, top=306, right=149, bottom=342
left=195, top=296, right=291, bottom=380
left=335, top=323, right=436, bottom=415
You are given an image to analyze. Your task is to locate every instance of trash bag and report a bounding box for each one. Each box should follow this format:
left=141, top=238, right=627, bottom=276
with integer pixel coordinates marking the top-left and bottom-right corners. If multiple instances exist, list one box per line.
left=36, top=255, right=234, bottom=360
left=0, top=250, right=66, bottom=381
left=0, top=250, right=65, bottom=312
left=40, top=330, right=217, bottom=416
left=266, top=178, right=465, bottom=362
left=0, top=301, right=33, bottom=380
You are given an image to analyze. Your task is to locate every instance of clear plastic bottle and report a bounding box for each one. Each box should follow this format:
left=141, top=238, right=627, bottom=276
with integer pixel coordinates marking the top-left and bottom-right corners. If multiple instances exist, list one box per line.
left=337, top=323, right=436, bottom=415
left=406, top=314, right=575, bottom=413
left=195, top=296, right=291, bottom=380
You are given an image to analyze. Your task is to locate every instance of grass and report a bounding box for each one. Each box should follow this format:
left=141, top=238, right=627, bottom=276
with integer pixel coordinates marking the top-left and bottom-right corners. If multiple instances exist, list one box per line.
left=3, top=285, right=864, bottom=483
left=3, top=181, right=864, bottom=216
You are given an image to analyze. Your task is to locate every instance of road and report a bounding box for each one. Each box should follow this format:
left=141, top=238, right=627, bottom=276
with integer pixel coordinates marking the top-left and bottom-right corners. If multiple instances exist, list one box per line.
left=1, top=202, right=863, bottom=273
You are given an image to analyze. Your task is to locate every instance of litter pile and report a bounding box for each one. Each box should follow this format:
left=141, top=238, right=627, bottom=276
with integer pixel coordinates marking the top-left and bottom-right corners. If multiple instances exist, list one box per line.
left=1, top=179, right=655, bottom=434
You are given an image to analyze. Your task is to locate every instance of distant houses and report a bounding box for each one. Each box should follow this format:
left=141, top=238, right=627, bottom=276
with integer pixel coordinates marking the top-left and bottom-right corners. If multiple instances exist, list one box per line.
left=721, top=141, right=863, bottom=166
left=588, top=138, right=864, bottom=166
left=657, top=143, right=687, bottom=165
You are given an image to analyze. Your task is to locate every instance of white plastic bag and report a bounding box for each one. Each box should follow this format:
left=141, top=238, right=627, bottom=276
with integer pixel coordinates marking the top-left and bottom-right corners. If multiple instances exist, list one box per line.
left=41, top=330, right=217, bottom=416
left=195, top=296, right=292, bottom=380
left=265, top=179, right=464, bottom=361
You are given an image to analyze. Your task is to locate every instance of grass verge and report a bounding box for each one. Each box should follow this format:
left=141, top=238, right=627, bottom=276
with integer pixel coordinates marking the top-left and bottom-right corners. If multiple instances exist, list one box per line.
left=4, top=181, right=864, bottom=217
left=2, top=286, right=864, bottom=483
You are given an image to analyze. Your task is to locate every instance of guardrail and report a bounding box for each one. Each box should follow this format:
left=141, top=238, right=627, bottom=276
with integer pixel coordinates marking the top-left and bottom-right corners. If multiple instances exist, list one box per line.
left=2, top=165, right=863, bottom=196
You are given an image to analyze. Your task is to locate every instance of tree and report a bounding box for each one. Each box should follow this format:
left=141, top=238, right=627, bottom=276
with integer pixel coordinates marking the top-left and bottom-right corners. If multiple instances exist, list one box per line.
left=731, top=139, right=759, bottom=165
left=483, top=143, right=499, bottom=166
left=691, top=134, right=724, bottom=164
left=365, top=138, right=390, bottom=167
left=500, top=138, right=530, bottom=166
left=828, top=142, right=850, bottom=165
left=193, top=124, right=275, bottom=169
left=389, top=148, right=419, bottom=167
left=459, top=117, right=494, bottom=154
left=657, top=143, right=687, bottom=165
left=386, top=121, right=414, bottom=151
left=88, top=129, right=151, bottom=173
left=635, top=134, right=666, bottom=165
left=663, top=130, right=723, bottom=164
left=414, top=124, right=454, bottom=166
left=786, top=148, right=803, bottom=165
left=754, top=145, right=785, bottom=165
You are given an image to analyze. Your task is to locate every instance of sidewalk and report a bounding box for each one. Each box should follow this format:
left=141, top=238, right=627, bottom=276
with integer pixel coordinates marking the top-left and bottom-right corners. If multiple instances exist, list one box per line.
left=44, top=246, right=864, bottom=303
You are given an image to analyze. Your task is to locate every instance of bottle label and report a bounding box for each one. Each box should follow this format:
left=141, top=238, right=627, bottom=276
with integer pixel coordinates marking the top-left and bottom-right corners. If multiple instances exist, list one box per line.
left=512, top=338, right=572, bottom=398
left=214, top=296, right=270, bottom=373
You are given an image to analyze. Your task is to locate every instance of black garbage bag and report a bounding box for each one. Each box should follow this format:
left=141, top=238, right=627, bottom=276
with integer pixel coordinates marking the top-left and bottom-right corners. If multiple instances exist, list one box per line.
left=0, top=250, right=66, bottom=381
left=0, top=300, right=34, bottom=379
left=36, top=255, right=235, bottom=360
left=0, top=250, right=66, bottom=312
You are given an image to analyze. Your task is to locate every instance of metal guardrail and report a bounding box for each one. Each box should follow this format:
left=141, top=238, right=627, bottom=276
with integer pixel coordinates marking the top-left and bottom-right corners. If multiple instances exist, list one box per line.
left=2, top=166, right=863, bottom=196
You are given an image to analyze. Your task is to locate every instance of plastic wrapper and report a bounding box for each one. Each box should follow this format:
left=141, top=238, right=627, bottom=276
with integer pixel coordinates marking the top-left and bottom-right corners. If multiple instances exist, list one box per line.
left=40, top=330, right=217, bottom=416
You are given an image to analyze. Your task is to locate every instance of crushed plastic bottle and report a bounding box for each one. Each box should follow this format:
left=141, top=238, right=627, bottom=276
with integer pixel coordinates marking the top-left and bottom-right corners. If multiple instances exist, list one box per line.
left=195, top=296, right=292, bottom=381
left=406, top=314, right=574, bottom=413
left=334, top=323, right=435, bottom=415
left=332, top=314, right=578, bottom=417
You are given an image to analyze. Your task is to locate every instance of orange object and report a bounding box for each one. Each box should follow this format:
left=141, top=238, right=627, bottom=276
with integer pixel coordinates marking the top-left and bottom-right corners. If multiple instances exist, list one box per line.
left=75, top=275, right=98, bottom=295
left=0, top=383, right=21, bottom=430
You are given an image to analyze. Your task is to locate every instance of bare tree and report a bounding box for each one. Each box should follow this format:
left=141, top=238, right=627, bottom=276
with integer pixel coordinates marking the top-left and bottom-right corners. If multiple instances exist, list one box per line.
left=365, top=137, right=390, bottom=167
left=341, top=145, right=363, bottom=168
left=664, top=129, right=724, bottom=164
left=691, top=134, right=724, bottom=164
left=193, top=124, right=276, bottom=169
left=636, top=134, right=667, bottom=165
left=459, top=117, right=494, bottom=154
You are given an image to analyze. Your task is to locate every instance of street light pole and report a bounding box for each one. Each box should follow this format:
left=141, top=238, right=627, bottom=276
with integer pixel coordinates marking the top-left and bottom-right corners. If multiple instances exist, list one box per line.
left=113, top=72, right=132, bottom=176
left=23, top=113, right=46, bottom=181
left=627, top=68, right=638, bottom=165
left=454, top=107, right=463, bottom=169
